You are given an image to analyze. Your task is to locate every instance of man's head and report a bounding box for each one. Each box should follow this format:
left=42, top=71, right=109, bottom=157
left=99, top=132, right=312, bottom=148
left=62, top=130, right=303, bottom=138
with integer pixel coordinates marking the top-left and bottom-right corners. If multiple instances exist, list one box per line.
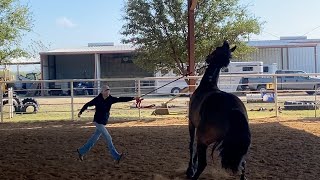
left=101, top=85, right=110, bottom=97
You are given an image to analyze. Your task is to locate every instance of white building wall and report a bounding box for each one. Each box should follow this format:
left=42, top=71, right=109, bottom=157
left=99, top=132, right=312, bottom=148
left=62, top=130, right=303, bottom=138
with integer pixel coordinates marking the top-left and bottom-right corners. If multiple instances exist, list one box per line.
left=282, top=48, right=288, bottom=70
left=288, top=47, right=315, bottom=73
left=41, top=55, right=49, bottom=80
left=316, top=44, right=320, bottom=73
left=249, top=48, right=283, bottom=69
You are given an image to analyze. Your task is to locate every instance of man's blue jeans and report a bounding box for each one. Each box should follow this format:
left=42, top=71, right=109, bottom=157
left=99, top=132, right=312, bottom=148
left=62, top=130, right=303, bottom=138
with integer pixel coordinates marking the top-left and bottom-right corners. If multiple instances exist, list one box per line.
left=78, top=122, right=121, bottom=160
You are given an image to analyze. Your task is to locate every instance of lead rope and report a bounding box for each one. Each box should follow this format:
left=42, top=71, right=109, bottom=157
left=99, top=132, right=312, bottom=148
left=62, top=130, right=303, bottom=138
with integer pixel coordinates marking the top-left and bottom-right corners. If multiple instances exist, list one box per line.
left=135, top=71, right=194, bottom=108
left=135, top=64, right=208, bottom=108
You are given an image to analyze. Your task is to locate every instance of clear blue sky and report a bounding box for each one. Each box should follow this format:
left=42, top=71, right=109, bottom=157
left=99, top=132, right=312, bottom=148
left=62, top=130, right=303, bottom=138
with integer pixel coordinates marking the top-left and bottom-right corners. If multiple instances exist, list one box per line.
left=22, top=0, right=320, bottom=50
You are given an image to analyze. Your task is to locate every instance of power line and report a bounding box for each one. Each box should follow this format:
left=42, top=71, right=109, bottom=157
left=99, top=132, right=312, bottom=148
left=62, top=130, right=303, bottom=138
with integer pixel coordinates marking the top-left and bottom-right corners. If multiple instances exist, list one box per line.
left=261, top=30, right=280, bottom=39
left=302, top=25, right=320, bottom=36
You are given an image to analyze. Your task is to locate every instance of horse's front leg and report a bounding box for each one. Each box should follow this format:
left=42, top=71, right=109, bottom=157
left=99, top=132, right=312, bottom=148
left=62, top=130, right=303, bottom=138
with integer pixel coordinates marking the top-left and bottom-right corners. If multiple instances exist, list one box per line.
left=186, top=122, right=196, bottom=178
left=240, top=161, right=247, bottom=180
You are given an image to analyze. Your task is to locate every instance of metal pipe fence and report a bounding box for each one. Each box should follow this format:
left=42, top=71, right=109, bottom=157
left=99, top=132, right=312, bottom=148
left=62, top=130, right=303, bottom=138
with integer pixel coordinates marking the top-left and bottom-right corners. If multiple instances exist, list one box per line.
left=1, top=73, right=320, bottom=122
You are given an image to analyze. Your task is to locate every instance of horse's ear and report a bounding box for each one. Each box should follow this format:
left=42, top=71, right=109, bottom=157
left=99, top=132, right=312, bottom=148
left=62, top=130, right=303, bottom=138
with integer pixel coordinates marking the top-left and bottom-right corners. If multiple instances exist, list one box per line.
left=230, top=46, right=236, bottom=52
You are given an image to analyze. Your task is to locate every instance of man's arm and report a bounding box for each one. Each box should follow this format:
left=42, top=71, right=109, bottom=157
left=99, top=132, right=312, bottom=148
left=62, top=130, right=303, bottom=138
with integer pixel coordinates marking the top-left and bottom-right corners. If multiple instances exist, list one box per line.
left=78, top=96, right=98, bottom=117
left=112, top=96, right=140, bottom=103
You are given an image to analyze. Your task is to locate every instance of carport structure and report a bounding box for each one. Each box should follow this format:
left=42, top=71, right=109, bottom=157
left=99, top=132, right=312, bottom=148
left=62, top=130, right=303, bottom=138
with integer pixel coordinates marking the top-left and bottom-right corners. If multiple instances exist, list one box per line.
left=39, top=43, right=153, bottom=93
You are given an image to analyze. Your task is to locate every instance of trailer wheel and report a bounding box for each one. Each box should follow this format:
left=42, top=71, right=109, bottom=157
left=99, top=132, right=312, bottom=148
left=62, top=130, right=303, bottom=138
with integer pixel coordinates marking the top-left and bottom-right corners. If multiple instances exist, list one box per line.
left=171, top=87, right=181, bottom=95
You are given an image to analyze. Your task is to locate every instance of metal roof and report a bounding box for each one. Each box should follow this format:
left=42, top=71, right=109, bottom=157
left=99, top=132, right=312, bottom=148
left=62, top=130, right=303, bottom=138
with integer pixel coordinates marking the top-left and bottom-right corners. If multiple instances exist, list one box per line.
left=39, top=38, right=320, bottom=56
left=6, top=57, right=40, bottom=64
left=247, top=38, right=320, bottom=48
left=40, top=44, right=136, bottom=55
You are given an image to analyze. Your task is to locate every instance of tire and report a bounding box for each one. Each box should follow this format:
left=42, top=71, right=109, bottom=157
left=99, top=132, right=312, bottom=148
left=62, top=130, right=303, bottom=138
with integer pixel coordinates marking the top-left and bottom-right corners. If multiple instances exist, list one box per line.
left=307, top=85, right=320, bottom=95
left=20, top=102, right=39, bottom=114
left=22, top=98, right=39, bottom=107
left=2, top=94, right=22, bottom=112
left=12, top=95, right=22, bottom=112
left=306, top=91, right=314, bottom=95
left=284, top=101, right=317, bottom=110
left=2, top=100, right=8, bottom=105
left=257, top=85, right=267, bottom=93
left=171, top=87, right=181, bottom=95
left=240, top=78, right=249, bottom=90
left=316, top=86, right=320, bottom=95
left=3, top=99, right=21, bottom=112
left=13, top=98, right=22, bottom=112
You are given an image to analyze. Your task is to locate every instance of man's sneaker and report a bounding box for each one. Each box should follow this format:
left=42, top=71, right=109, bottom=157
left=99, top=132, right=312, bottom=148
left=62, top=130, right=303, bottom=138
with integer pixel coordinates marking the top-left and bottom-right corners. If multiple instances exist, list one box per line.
left=77, top=149, right=84, bottom=161
left=116, top=153, right=125, bottom=164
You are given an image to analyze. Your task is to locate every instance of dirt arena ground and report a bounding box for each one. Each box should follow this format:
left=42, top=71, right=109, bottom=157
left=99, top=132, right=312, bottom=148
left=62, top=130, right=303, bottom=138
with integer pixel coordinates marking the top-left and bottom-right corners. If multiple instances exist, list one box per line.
left=0, top=117, right=319, bottom=180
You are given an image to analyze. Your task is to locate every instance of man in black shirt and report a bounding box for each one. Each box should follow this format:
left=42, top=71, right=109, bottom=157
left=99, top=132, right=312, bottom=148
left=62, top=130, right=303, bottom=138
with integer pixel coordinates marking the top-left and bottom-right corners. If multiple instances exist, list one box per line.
left=77, top=85, right=139, bottom=163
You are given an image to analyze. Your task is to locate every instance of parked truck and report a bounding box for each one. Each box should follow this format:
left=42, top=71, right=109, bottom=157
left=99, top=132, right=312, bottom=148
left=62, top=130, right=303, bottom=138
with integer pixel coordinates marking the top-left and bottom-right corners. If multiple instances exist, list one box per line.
left=242, top=70, right=320, bottom=94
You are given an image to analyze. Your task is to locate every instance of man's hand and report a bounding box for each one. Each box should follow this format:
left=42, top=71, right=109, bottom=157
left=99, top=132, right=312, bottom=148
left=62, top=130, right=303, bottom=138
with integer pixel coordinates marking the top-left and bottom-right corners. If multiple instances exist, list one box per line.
left=135, top=97, right=141, bottom=101
left=78, top=112, right=82, bottom=118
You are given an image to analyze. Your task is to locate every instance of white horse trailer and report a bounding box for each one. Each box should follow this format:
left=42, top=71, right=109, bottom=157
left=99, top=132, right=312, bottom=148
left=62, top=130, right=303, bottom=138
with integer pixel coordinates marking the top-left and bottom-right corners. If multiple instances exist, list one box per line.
left=218, top=62, right=277, bottom=92
left=218, top=61, right=263, bottom=92
left=151, top=61, right=277, bottom=95
left=153, top=70, right=191, bottom=95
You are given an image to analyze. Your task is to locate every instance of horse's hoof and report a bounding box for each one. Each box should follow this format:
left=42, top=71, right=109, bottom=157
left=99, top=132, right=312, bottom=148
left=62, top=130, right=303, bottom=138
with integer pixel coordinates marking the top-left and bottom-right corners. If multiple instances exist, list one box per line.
left=240, top=174, right=247, bottom=180
left=186, top=168, right=194, bottom=179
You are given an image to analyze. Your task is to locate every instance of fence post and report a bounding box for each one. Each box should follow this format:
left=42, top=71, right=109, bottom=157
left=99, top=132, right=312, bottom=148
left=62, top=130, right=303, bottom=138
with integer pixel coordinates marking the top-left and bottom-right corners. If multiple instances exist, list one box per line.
left=274, top=75, right=278, bottom=117
left=0, top=83, right=3, bottom=123
left=315, top=85, right=317, bottom=118
left=70, top=81, right=74, bottom=120
left=137, top=80, right=141, bottom=120
left=8, top=88, right=13, bottom=119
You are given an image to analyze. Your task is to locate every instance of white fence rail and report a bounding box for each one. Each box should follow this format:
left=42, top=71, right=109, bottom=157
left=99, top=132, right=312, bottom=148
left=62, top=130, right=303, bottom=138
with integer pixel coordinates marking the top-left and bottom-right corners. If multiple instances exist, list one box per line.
left=1, top=73, right=320, bottom=122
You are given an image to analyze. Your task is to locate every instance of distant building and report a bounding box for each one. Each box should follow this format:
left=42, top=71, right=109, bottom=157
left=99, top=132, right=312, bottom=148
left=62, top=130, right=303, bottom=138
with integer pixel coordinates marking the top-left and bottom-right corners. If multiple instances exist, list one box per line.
left=39, top=43, right=152, bottom=93
left=39, top=37, right=320, bottom=94
left=247, top=36, right=320, bottom=73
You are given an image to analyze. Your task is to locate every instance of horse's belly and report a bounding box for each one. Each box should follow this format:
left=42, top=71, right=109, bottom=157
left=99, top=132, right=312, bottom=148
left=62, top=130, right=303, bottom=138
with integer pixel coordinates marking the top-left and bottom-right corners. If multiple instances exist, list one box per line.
left=189, top=94, right=210, bottom=127
left=197, top=125, right=222, bottom=145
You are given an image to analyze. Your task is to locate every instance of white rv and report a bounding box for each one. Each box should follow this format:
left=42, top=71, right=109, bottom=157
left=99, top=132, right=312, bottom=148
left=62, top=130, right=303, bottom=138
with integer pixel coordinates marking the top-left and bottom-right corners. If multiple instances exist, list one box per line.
left=153, top=70, right=191, bottom=95
left=218, top=61, right=277, bottom=92
left=150, top=61, right=277, bottom=95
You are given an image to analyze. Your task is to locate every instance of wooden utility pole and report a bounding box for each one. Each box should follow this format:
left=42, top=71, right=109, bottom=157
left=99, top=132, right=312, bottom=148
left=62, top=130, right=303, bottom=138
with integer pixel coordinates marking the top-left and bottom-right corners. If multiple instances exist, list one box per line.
left=188, top=0, right=197, bottom=93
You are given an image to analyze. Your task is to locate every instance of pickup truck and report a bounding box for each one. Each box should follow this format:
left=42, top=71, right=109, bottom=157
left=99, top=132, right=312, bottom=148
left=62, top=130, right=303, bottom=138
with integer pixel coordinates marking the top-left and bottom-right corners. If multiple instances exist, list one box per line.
left=241, top=70, right=320, bottom=95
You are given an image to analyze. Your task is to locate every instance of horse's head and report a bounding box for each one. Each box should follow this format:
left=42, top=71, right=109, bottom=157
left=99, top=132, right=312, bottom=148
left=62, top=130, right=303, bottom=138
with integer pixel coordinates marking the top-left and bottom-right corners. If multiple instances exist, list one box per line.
left=205, top=41, right=236, bottom=68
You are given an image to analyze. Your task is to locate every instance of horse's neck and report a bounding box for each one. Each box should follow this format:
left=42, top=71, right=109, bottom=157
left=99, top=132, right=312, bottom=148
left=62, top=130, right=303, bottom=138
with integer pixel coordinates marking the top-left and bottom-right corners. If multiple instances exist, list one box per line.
left=197, top=65, right=221, bottom=91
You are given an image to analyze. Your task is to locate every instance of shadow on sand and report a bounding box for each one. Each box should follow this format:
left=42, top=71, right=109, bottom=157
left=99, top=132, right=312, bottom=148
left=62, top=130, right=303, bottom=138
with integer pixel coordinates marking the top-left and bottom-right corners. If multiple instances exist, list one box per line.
left=0, top=119, right=319, bottom=180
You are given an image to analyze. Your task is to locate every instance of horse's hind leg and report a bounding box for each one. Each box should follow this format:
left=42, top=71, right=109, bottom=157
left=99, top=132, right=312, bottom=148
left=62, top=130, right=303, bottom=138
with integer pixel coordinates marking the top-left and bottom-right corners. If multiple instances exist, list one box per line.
left=240, top=161, right=247, bottom=180
left=186, top=122, right=196, bottom=178
left=192, top=143, right=208, bottom=180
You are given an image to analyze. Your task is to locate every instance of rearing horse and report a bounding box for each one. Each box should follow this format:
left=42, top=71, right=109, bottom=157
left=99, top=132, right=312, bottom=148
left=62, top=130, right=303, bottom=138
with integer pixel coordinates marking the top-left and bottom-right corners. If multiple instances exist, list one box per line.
left=186, top=41, right=251, bottom=180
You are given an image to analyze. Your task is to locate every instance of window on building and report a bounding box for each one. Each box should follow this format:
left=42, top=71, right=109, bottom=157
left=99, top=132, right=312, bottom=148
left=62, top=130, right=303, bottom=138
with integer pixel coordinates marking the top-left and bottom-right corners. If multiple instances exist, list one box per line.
left=242, top=67, right=253, bottom=71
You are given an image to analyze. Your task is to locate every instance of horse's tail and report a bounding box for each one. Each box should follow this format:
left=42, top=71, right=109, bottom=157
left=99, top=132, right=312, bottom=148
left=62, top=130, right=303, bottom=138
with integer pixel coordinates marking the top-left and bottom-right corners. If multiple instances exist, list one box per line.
left=217, top=110, right=251, bottom=173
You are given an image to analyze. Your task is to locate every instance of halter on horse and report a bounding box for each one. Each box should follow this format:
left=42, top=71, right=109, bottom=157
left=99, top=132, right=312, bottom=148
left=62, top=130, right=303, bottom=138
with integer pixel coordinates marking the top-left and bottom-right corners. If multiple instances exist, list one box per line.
left=186, top=41, right=251, bottom=180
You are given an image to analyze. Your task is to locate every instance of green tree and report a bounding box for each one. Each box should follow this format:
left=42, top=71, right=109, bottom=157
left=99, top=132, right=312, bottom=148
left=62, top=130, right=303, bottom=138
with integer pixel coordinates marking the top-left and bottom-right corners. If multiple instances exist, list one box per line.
left=121, top=0, right=262, bottom=75
left=0, top=0, right=33, bottom=64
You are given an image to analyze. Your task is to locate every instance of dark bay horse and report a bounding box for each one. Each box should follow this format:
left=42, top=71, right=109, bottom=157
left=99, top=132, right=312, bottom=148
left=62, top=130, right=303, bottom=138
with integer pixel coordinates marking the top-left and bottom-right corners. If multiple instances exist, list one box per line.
left=186, top=41, right=251, bottom=180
